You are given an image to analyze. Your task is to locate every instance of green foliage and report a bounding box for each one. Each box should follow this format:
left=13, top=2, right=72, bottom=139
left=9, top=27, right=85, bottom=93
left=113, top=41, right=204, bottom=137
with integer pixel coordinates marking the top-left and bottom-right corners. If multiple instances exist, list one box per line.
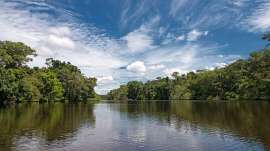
left=108, top=48, right=270, bottom=101
left=19, top=74, right=42, bottom=101
left=108, top=85, right=128, bottom=101
left=46, top=58, right=97, bottom=102
left=0, top=41, right=98, bottom=104
left=127, top=81, right=145, bottom=100
left=0, top=41, right=36, bottom=68
left=0, top=68, right=23, bottom=102
left=27, top=69, right=64, bottom=102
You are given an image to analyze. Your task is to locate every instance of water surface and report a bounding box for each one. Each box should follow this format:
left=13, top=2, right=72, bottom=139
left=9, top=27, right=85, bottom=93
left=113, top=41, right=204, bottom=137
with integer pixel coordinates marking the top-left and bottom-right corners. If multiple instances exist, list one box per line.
left=0, top=101, right=269, bottom=151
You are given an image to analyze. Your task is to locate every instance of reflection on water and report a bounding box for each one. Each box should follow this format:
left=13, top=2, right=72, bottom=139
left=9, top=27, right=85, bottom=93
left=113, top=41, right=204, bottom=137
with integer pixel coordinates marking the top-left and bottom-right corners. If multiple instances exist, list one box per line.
left=0, top=103, right=95, bottom=151
left=0, top=101, right=269, bottom=151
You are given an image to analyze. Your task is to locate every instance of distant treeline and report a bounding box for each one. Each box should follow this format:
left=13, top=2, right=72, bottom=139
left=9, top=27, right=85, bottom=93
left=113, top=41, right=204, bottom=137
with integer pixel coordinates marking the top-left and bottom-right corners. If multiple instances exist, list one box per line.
left=108, top=35, right=270, bottom=101
left=0, top=41, right=98, bottom=104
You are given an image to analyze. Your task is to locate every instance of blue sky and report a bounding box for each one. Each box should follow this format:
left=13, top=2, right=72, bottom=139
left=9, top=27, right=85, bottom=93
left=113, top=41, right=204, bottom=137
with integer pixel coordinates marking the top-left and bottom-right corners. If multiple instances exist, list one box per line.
left=0, top=0, right=269, bottom=94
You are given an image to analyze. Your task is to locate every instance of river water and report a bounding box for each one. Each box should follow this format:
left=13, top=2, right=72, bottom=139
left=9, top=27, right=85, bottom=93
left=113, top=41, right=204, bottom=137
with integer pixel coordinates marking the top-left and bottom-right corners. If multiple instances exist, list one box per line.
left=0, top=101, right=269, bottom=151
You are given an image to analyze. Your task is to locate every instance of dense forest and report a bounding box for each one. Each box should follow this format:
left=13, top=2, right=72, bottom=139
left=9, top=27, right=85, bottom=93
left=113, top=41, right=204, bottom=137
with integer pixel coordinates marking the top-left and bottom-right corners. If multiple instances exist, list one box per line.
left=0, top=41, right=98, bottom=104
left=1, top=34, right=269, bottom=103
left=108, top=35, right=270, bottom=101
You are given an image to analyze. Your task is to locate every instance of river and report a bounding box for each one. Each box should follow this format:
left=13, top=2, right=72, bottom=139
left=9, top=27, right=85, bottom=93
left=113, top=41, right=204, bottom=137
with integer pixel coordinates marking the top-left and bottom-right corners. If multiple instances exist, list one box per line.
left=0, top=101, right=269, bottom=151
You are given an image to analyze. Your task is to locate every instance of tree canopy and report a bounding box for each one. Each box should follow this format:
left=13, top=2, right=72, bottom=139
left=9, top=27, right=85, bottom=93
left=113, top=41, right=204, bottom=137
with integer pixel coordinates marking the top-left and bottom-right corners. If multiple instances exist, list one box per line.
left=0, top=41, right=36, bottom=68
left=0, top=41, right=98, bottom=104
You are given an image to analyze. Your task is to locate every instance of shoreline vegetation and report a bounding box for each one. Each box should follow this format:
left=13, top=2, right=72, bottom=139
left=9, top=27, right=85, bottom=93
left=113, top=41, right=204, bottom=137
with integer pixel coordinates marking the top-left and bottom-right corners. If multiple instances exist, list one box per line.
left=107, top=35, right=270, bottom=101
left=0, top=41, right=98, bottom=105
left=0, top=34, right=269, bottom=104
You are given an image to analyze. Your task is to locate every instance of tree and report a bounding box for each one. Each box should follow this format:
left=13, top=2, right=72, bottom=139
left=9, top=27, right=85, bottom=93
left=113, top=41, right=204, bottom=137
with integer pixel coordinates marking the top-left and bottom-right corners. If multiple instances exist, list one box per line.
left=19, top=75, right=42, bottom=101
left=127, top=81, right=144, bottom=100
left=0, top=41, right=98, bottom=103
left=0, top=68, right=21, bottom=103
left=46, top=58, right=97, bottom=101
left=0, top=41, right=36, bottom=68
left=33, top=69, right=64, bottom=102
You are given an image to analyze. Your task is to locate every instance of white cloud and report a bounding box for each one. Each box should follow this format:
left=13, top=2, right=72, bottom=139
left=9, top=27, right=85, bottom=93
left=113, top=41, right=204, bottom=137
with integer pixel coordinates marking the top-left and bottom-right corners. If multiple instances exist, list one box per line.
left=169, top=0, right=249, bottom=30
left=215, top=62, right=227, bottom=68
left=127, top=61, right=146, bottom=74
left=231, top=0, right=248, bottom=7
left=244, top=2, right=270, bottom=32
left=49, top=26, right=71, bottom=37
left=122, top=16, right=159, bottom=53
left=161, top=33, right=185, bottom=45
left=58, top=49, right=125, bottom=68
left=0, top=0, right=245, bottom=94
left=38, top=46, right=54, bottom=56
left=47, top=34, right=75, bottom=49
left=163, top=68, right=189, bottom=78
left=204, top=62, right=227, bottom=71
left=187, top=30, right=208, bottom=41
left=0, top=1, right=127, bottom=94
left=148, top=64, right=165, bottom=70
left=0, top=1, right=125, bottom=67
left=142, top=43, right=240, bottom=81
left=97, top=76, right=114, bottom=84
left=144, top=44, right=200, bottom=65
left=123, top=30, right=154, bottom=53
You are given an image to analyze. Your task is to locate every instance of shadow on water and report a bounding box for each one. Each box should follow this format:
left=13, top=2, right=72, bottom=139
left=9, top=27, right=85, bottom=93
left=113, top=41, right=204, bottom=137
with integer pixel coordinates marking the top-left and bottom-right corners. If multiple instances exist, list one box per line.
left=111, top=101, right=270, bottom=150
left=0, top=102, right=96, bottom=151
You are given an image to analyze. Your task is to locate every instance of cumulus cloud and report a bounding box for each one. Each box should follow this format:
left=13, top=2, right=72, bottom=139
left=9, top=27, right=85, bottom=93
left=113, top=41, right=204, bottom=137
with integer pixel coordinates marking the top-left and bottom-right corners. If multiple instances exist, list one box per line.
left=127, top=61, right=146, bottom=74
left=187, top=30, right=208, bottom=41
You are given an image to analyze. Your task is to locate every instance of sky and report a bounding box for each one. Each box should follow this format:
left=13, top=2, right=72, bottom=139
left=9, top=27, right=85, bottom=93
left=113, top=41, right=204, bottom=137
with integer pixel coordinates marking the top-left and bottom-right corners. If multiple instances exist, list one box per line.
left=0, top=0, right=269, bottom=94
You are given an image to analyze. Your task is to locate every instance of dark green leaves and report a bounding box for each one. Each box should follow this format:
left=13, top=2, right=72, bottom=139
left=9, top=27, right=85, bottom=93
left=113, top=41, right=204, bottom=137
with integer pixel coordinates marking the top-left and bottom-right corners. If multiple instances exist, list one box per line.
left=0, top=41, right=36, bottom=68
left=0, top=41, right=98, bottom=104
